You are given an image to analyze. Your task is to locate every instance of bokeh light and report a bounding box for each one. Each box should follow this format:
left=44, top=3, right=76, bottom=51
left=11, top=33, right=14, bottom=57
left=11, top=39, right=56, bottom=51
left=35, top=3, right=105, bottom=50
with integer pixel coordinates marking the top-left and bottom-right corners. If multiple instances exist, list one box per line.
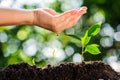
left=114, top=32, right=120, bottom=41
left=0, top=31, right=8, bottom=43
left=100, top=37, right=113, bottom=48
left=22, top=39, right=38, bottom=56
left=61, top=0, right=83, bottom=11
left=116, top=24, right=120, bottom=31
left=65, top=46, right=74, bottom=56
left=42, top=40, right=66, bottom=62
left=93, top=11, right=105, bottom=23
left=100, top=23, right=114, bottom=37
left=73, top=53, right=83, bottom=62
left=17, top=29, right=29, bottom=40
left=3, top=39, right=20, bottom=57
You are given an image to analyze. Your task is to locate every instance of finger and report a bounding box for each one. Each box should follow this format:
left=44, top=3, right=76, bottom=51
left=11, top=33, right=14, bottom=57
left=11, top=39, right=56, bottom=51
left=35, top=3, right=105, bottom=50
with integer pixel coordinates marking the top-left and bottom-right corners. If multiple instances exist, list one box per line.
left=55, top=13, right=81, bottom=34
left=70, top=7, right=87, bottom=22
left=57, top=7, right=87, bottom=23
left=78, top=6, right=87, bottom=15
left=80, top=6, right=87, bottom=10
left=61, top=10, right=86, bottom=30
left=55, top=9, right=78, bottom=23
left=55, top=7, right=87, bottom=33
left=43, top=8, right=58, bottom=16
left=57, top=6, right=87, bottom=19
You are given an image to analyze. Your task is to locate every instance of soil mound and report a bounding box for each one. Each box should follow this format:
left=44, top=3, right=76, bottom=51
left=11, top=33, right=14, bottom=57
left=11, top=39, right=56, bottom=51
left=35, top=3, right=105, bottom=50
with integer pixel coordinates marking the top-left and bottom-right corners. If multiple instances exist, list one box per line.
left=0, top=61, right=120, bottom=80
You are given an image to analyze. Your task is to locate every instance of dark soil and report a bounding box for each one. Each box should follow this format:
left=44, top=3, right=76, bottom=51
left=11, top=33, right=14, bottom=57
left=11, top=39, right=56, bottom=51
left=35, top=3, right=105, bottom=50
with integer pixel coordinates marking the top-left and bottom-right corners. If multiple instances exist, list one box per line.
left=0, top=61, right=120, bottom=80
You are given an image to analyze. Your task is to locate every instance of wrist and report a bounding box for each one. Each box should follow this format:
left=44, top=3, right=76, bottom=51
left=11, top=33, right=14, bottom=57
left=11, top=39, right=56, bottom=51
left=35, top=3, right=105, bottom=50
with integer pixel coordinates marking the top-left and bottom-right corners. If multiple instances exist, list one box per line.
left=32, top=9, right=43, bottom=26
left=23, top=10, right=34, bottom=25
left=32, top=10, right=37, bottom=26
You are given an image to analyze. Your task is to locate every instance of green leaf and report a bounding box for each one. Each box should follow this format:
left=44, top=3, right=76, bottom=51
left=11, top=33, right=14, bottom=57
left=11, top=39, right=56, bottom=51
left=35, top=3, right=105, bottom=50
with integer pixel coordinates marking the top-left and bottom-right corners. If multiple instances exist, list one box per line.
left=67, top=34, right=81, bottom=43
left=85, top=44, right=101, bottom=55
left=88, top=22, right=101, bottom=36
left=81, top=31, right=91, bottom=45
left=89, top=44, right=99, bottom=47
left=32, top=59, right=35, bottom=65
left=0, top=26, right=10, bottom=31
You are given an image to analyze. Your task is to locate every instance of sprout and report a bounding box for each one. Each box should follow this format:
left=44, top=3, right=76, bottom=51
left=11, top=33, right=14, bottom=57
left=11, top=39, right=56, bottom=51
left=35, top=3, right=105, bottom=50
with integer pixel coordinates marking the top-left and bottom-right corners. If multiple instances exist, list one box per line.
left=67, top=22, right=101, bottom=56
left=52, top=49, right=56, bottom=65
left=32, top=58, right=36, bottom=65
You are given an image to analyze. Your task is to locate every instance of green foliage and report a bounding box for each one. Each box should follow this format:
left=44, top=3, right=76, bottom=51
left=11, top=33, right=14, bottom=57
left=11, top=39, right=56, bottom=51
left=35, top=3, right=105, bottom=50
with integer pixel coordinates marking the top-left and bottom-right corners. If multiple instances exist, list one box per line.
left=82, top=22, right=101, bottom=46
left=67, top=22, right=101, bottom=56
left=81, top=31, right=91, bottom=45
left=88, top=22, right=101, bottom=36
left=0, top=26, right=10, bottom=31
left=49, top=0, right=62, bottom=13
left=85, top=44, right=100, bottom=55
left=32, top=58, right=36, bottom=65
left=67, top=34, right=81, bottom=43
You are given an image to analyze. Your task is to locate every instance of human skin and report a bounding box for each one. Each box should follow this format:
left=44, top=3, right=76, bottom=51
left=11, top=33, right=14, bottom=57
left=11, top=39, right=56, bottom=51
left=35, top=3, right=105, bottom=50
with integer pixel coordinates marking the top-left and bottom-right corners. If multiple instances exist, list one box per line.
left=0, top=7, right=87, bottom=34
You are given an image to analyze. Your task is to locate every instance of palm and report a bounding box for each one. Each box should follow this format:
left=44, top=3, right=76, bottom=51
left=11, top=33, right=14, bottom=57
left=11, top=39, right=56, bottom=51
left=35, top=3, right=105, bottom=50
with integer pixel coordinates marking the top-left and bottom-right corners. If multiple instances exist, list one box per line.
left=34, top=7, right=87, bottom=34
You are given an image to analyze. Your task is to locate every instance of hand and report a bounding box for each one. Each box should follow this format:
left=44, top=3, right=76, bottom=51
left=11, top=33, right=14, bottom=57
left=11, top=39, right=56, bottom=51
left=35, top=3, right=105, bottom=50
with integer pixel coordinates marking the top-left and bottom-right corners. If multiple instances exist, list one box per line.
left=33, top=7, right=87, bottom=34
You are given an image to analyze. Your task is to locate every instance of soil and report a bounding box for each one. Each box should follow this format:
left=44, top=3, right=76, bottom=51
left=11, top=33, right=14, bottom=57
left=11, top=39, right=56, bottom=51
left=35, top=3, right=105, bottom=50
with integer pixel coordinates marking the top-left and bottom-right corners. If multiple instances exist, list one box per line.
left=0, top=61, right=120, bottom=80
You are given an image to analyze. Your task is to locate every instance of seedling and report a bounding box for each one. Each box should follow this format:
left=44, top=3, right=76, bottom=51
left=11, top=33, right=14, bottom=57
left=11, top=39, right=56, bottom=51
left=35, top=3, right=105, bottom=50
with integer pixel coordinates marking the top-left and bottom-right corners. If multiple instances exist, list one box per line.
left=32, top=58, right=36, bottom=65
left=52, top=49, right=56, bottom=65
left=67, top=22, right=101, bottom=56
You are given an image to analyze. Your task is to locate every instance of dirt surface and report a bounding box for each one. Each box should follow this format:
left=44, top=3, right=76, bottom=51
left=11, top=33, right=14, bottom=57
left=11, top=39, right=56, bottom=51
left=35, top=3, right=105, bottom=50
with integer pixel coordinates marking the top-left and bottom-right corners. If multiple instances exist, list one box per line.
left=0, top=61, right=120, bottom=80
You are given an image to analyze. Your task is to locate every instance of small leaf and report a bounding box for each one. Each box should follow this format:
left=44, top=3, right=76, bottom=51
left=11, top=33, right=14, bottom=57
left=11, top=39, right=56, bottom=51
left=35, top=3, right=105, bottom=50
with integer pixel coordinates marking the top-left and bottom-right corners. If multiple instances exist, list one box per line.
left=32, top=59, right=35, bottom=65
left=67, top=34, right=81, bottom=43
left=90, top=44, right=99, bottom=47
left=88, top=22, right=101, bottom=36
left=85, top=44, right=101, bottom=55
left=0, top=26, right=10, bottom=31
left=81, top=31, right=91, bottom=45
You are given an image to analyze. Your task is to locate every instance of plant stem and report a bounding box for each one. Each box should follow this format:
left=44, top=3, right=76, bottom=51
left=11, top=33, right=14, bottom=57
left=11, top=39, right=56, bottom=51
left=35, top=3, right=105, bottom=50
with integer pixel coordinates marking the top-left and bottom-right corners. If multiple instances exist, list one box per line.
left=82, top=45, right=85, bottom=56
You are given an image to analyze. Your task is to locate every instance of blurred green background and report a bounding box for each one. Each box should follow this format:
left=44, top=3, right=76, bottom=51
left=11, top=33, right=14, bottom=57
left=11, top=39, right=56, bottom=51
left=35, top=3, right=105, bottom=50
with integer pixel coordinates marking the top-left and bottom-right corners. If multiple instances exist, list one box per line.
left=0, top=0, right=120, bottom=71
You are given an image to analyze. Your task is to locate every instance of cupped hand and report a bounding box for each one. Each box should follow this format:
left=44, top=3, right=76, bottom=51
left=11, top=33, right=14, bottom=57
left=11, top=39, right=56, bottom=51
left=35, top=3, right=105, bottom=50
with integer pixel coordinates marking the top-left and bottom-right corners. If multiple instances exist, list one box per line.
left=33, top=7, right=87, bottom=34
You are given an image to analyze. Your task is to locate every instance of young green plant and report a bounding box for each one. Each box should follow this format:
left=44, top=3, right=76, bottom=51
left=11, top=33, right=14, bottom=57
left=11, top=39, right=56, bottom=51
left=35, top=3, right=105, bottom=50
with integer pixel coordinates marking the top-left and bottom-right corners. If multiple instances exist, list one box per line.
left=67, top=22, right=101, bottom=56
left=52, top=49, right=56, bottom=65
left=32, top=58, right=36, bottom=65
